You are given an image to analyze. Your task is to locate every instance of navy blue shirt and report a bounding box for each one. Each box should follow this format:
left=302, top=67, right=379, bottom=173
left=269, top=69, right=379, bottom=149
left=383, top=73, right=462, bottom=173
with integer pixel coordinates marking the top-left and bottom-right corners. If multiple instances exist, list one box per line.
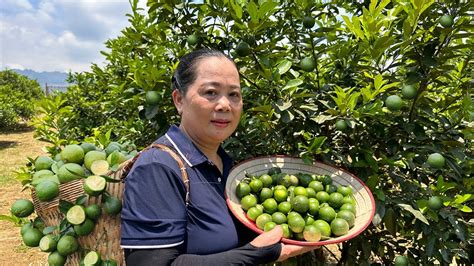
left=120, top=125, right=239, bottom=255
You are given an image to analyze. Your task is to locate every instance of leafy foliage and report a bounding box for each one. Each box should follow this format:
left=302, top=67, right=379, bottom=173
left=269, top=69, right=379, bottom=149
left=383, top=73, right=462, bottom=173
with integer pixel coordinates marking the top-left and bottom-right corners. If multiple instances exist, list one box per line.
left=0, top=70, right=43, bottom=130
left=33, top=0, right=472, bottom=264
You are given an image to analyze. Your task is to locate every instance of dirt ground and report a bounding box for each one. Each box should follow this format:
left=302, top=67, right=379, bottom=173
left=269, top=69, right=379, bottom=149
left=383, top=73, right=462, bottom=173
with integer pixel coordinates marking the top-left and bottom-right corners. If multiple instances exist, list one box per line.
left=0, top=126, right=48, bottom=265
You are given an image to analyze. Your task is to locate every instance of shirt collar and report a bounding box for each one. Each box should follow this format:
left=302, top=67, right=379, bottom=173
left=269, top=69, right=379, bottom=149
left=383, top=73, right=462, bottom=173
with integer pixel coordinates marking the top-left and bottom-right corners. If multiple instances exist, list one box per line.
left=159, top=125, right=233, bottom=168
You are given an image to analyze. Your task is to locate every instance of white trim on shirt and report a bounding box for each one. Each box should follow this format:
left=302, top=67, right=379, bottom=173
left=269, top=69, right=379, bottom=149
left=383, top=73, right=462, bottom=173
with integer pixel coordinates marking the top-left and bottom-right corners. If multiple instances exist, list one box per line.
left=121, top=240, right=184, bottom=249
left=165, top=133, right=193, bottom=167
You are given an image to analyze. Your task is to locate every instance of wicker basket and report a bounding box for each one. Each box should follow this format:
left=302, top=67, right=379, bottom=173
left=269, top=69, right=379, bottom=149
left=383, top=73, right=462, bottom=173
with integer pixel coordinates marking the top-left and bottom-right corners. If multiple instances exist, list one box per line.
left=225, top=156, right=375, bottom=246
left=31, top=167, right=126, bottom=265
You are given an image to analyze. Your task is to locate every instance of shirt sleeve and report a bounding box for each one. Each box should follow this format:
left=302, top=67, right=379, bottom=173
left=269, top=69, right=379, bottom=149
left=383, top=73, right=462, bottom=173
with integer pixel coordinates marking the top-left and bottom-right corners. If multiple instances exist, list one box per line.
left=120, top=151, right=188, bottom=248
left=124, top=242, right=282, bottom=266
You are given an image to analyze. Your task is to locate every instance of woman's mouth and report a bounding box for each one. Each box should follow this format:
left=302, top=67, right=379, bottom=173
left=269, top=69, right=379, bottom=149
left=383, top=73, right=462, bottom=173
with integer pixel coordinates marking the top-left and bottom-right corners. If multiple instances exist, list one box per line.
left=211, top=119, right=230, bottom=128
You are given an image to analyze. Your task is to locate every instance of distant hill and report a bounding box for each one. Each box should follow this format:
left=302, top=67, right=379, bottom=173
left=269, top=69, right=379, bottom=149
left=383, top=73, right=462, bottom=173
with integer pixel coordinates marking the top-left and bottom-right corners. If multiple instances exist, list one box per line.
left=10, top=69, right=71, bottom=91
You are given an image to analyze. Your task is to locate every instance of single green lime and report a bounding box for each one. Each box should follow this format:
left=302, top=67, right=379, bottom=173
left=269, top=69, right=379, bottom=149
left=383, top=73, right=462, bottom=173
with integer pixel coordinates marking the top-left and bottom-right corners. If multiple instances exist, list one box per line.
left=271, top=212, right=287, bottom=225
left=256, top=213, right=272, bottom=230
left=246, top=206, right=263, bottom=221
left=427, top=196, right=443, bottom=210
left=11, top=199, right=34, bottom=218
left=303, top=224, right=321, bottom=242
left=302, top=16, right=315, bottom=29
left=330, top=218, right=349, bottom=236
left=439, top=15, right=454, bottom=28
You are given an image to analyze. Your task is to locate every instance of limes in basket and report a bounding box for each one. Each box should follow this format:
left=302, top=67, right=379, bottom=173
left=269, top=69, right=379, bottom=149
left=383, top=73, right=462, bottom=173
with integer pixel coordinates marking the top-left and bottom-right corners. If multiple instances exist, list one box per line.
left=104, top=196, right=122, bottom=215
left=48, top=251, right=66, bottom=266
left=35, top=180, right=60, bottom=202
left=84, top=250, right=102, bottom=265
left=66, top=205, right=86, bottom=225
left=22, top=228, right=43, bottom=247
left=39, top=234, right=57, bottom=252
left=11, top=199, right=34, bottom=218
left=57, top=235, right=79, bottom=256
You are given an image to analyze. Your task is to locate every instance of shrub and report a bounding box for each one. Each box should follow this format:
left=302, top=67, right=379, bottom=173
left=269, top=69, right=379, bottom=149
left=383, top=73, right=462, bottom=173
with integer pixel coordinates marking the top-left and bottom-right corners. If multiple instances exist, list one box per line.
left=0, top=70, right=43, bottom=130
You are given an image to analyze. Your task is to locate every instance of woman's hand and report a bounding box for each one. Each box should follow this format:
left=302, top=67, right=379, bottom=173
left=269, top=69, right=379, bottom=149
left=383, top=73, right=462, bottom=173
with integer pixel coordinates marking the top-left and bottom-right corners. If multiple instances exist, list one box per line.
left=276, top=243, right=319, bottom=262
left=250, top=225, right=283, bottom=247
left=249, top=226, right=319, bottom=262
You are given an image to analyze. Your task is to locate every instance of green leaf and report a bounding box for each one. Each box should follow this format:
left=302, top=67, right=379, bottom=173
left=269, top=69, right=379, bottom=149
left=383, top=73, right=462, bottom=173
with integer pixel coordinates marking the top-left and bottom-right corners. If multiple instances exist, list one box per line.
left=457, top=205, right=472, bottom=213
left=373, top=74, right=384, bottom=91
left=275, top=100, right=292, bottom=112
left=448, top=215, right=468, bottom=241
left=281, top=110, right=294, bottom=123
left=372, top=201, right=385, bottom=226
left=374, top=189, right=385, bottom=201
left=59, top=200, right=74, bottom=214
left=383, top=208, right=397, bottom=236
left=248, top=105, right=273, bottom=114
left=310, top=114, right=335, bottom=124
left=101, top=175, right=121, bottom=183
left=426, top=234, right=436, bottom=256
left=282, top=79, right=303, bottom=90
left=110, top=164, right=120, bottom=172
left=366, top=175, right=380, bottom=190
left=247, top=1, right=259, bottom=23
left=75, top=195, right=88, bottom=206
left=258, top=0, right=278, bottom=20
left=342, top=15, right=355, bottom=37
left=453, top=194, right=473, bottom=204
left=230, top=0, right=243, bottom=19
left=398, top=203, right=429, bottom=225
left=0, top=214, right=22, bottom=224
left=436, top=175, right=457, bottom=193
left=145, top=105, right=159, bottom=120
left=308, top=136, right=327, bottom=152
left=416, top=199, right=428, bottom=212
left=65, top=165, right=86, bottom=178
left=43, top=226, right=57, bottom=235
left=59, top=218, right=69, bottom=232
left=369, top=0, right=378, bottom=14
left=403, top=19, right=412, bottom=39
left=419, top=0, right=434, bottom=15
left=276, top=60, right=292, bottom=75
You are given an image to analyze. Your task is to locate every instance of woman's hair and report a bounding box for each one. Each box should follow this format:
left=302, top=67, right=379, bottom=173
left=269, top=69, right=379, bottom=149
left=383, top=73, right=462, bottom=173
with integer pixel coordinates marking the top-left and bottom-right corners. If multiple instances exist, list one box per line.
left=172, top=49, right=236, bottom=94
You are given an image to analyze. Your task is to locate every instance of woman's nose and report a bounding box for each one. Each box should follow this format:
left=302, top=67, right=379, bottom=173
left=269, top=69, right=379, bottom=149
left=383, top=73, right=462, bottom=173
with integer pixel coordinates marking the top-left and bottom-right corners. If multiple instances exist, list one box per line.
left=216, top=96, right=231, bottom=112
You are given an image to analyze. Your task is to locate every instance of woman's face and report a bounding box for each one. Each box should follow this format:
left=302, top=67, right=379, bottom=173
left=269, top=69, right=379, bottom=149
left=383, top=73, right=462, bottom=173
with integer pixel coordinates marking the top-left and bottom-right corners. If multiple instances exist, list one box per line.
left=173, top=56, right=243, bottom=147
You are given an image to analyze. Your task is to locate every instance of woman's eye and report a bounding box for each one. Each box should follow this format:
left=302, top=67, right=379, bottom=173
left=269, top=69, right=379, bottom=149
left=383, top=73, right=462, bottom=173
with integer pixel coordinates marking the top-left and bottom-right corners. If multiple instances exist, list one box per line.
left=204, top=90, right=217, bottom=96
left=230, top=92, right=241, bottom=98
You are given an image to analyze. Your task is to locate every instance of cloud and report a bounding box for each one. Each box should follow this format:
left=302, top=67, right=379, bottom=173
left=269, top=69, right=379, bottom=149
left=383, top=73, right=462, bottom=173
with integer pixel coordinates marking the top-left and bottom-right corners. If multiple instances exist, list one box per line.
left=0, top=0, right=143, bottom=72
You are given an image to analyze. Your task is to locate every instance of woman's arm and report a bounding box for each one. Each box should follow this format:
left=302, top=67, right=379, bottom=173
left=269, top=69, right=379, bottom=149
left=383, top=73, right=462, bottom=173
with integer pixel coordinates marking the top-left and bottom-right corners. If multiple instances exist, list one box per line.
left=125, top=242, right=281, bottom=266
left=125, top=226, right=319, bottom=266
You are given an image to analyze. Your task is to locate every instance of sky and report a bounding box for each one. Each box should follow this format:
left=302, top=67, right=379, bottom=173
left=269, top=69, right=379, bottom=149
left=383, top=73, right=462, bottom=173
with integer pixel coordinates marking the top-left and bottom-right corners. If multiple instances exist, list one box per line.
left=0, top=0, right=147, bottom=73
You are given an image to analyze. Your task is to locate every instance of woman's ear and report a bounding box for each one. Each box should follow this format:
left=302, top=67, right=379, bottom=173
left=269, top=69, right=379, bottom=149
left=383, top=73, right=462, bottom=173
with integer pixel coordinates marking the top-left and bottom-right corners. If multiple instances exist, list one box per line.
left=172, top=89, right=183, bottom=115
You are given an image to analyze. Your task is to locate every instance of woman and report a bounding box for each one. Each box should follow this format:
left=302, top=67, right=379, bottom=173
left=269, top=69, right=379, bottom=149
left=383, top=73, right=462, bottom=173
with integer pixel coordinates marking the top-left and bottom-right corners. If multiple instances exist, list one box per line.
left=120, top=49, right=318, bottom=265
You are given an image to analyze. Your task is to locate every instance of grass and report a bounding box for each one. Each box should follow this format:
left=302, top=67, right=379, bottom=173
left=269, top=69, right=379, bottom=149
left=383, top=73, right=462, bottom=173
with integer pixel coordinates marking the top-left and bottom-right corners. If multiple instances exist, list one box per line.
left=0, top=125, right=49, bottom=264
left=0, top=126, right=47, bottom=185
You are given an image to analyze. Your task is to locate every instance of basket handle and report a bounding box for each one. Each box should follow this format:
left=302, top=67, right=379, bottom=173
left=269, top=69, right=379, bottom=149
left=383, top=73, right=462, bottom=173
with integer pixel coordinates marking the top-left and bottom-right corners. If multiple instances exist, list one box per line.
left=120, top=143, right=190, bottom=206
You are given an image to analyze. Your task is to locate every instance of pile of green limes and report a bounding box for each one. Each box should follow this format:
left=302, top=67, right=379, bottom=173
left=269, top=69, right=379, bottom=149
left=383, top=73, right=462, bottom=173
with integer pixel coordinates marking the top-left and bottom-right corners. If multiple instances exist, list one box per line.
left=10, top=141, right=134, bottom=265
left=236, top=167, right=357, bottom=242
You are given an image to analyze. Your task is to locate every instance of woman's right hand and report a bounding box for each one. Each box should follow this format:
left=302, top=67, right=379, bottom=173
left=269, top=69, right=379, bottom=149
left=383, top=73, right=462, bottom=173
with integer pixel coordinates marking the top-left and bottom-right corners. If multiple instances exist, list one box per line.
left=249, top=225, right=319, bottom=262
left=276, top=243, right=319, bottom=262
